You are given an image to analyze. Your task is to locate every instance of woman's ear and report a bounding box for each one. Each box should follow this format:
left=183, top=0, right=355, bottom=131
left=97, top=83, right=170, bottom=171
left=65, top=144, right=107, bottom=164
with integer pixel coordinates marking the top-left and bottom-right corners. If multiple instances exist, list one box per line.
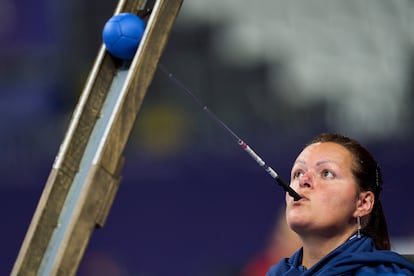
left=354, top=191, right=375, bottom=217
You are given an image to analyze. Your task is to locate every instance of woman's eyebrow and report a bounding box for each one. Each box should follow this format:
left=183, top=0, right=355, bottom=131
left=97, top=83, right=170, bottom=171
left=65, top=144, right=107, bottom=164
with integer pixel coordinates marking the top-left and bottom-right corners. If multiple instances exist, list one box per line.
left=294, top=159, right=339, bottom=167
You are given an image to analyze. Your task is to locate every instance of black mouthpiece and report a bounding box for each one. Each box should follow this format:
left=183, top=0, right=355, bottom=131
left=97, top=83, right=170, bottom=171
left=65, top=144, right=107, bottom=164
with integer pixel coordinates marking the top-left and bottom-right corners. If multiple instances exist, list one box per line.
left=275, top=176, right=302, bottom=201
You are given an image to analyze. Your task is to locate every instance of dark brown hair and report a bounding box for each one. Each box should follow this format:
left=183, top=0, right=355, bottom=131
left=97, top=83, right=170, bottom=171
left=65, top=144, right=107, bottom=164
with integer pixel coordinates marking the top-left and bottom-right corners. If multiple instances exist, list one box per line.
left=306, top=133, right=390, bottom=250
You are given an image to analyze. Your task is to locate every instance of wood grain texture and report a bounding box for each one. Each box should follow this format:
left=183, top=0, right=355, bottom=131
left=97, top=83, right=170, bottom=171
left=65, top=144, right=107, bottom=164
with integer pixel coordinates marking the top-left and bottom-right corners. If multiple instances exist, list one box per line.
left=11, top=0, right=183, bottom=274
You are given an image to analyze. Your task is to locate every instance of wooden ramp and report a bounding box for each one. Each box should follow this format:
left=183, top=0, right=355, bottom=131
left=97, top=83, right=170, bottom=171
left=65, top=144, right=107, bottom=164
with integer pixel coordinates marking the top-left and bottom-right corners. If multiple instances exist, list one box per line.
left=11, top=0, right=183, bottom=274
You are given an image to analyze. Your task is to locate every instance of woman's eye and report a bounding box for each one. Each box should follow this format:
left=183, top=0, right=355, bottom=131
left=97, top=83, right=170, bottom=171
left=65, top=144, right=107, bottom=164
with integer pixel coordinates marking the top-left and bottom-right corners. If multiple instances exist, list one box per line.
left=322, top=170, right=334, bottom=178
left=293, top=171, right=304, bottom=179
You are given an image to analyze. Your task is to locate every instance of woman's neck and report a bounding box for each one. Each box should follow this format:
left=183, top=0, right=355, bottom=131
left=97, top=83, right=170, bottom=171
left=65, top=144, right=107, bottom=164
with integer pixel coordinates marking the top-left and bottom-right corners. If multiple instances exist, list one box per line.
left=300, top=230, right=354, bottom=269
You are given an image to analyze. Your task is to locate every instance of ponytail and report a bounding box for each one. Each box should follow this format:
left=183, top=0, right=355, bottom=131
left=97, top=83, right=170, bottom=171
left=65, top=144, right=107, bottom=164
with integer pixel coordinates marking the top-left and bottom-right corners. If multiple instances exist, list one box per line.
left=362, top=200, right=390, bottom=250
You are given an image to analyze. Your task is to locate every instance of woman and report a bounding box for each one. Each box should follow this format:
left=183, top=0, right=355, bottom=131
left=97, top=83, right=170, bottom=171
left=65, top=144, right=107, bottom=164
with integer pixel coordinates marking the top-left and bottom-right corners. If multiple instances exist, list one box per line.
left=266, top=133, right=414, bottom=275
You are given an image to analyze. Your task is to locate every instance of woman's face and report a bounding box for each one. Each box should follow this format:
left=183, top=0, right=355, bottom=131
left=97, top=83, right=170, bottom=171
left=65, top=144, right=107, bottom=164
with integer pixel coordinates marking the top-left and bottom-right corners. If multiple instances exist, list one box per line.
left=286, top=142, right=360, bottom=237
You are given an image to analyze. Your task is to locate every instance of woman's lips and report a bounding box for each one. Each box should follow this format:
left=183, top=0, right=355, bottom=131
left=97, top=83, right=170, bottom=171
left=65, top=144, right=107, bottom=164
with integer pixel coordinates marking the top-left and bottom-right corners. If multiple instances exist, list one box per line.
left=291, top=194, right=308, bottom=204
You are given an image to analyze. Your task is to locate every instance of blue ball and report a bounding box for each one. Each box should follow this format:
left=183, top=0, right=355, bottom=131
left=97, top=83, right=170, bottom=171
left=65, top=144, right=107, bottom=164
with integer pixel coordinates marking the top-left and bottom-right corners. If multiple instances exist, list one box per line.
left=102, top=13, right=146, bottom=60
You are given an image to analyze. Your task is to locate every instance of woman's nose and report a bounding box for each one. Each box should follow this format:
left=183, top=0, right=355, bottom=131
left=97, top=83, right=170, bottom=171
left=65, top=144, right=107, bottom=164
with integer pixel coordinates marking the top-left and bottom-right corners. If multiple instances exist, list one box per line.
left=298, top=172, right=312, bottom=188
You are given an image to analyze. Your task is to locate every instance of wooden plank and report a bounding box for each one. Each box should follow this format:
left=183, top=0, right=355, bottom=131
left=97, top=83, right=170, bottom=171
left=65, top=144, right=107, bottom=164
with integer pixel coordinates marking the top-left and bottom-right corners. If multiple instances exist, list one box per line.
left=11, top=0, right=183, bottom=275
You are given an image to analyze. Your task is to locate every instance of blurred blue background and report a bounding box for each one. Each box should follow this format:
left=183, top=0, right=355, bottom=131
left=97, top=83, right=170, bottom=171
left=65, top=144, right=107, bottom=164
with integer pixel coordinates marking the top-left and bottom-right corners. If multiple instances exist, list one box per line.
left=1, top=0, right=414, bottom=275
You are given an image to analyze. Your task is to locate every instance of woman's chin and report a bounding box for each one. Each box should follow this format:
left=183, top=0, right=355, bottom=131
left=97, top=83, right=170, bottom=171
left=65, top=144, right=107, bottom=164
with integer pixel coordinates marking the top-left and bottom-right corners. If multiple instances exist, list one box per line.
left=287, top=213, right=311, bottom=233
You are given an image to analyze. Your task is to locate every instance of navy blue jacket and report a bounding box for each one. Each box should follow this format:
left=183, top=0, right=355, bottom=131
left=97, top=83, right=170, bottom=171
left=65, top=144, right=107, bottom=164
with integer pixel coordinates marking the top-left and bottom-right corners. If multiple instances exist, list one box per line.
left=266, top=235, right=414, bottom=275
